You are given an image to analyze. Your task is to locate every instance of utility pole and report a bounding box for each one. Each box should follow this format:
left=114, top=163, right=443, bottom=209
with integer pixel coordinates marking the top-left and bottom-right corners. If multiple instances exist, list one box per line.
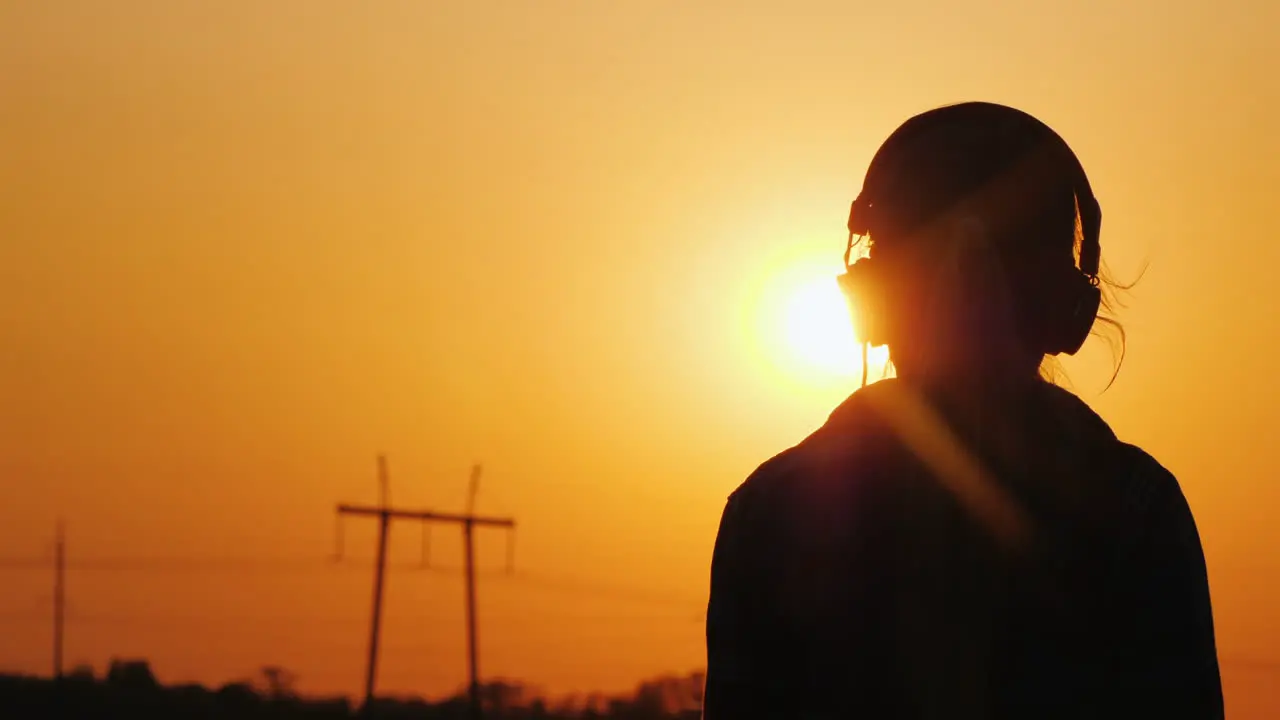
left=53, top=520, right=65, bottom=681
left=336, top=461, right=515, bottom=719
left=361, top=455, right=392, bottom=714
left=463, top=465, right=481, bottom=720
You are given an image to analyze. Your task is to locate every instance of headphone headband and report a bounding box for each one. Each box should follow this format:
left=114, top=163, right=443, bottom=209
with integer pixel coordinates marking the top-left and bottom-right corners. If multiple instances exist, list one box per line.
left=847, top=102, right=1101, bottom=279
left=838, top=102, right=1105, bottom=362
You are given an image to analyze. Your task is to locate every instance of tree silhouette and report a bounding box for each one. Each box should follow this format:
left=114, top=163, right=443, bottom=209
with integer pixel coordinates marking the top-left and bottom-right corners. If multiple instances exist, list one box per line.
left=0, top=663, right=709, bottom=719
left=105, top=659, right=156, bottom=690
left=258, top=665, right=298, bottom=700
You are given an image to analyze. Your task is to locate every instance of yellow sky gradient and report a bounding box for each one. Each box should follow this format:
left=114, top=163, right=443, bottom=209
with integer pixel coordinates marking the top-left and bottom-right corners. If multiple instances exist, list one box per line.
left=2, top=0, right=1278, bottom=714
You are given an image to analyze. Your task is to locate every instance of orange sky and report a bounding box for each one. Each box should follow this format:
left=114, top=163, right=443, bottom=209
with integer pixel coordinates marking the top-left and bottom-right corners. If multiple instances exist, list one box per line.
left=2, top=0, right=1278, bottom=714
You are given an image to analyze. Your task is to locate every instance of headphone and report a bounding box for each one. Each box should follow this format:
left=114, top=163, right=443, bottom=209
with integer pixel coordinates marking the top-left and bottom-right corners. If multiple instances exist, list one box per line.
left=836, top=102, right=1103, bottom=375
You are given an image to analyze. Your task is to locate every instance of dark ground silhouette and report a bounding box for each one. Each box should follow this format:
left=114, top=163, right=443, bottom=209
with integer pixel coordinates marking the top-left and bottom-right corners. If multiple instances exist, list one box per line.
left=0, top=660, right=704, bottom=719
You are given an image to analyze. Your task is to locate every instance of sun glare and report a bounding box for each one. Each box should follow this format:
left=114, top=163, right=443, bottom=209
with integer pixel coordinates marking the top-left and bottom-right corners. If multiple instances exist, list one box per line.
left=783, top=277, right=862, bottom=375
left=751, top=260, right=890, bottom=388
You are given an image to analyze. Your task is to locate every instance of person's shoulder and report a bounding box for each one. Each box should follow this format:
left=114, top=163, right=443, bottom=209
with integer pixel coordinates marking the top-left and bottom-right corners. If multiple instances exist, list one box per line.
left=722, top=444, right=806, bottom=523
left=1109, top=439, right=1187, bottom=518
left=1112, top=440, right=1175, bottom=478
left=724, top=381, right=899, bottom=513
left=1037, top=380, right=1185, bottom=505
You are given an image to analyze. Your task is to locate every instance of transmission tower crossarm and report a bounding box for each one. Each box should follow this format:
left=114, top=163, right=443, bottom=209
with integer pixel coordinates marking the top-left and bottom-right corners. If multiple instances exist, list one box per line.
left=335, top=504, right=515, bottom=529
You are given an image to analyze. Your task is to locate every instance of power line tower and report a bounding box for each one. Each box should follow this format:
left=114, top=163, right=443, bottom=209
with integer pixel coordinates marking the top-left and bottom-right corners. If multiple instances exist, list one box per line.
left=336, top=458, right=515, bottom=719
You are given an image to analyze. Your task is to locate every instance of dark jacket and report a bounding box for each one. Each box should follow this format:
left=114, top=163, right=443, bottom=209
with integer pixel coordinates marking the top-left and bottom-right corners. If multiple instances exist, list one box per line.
left=703, top=378, right=1222, bottom=719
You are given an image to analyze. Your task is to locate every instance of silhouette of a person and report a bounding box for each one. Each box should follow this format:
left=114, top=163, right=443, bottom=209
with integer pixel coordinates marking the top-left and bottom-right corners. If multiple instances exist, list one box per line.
left=702, top=102, right=1223, bottom=719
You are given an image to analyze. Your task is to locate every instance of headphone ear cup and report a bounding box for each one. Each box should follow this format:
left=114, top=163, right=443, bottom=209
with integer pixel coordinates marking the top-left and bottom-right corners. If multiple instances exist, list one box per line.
left=1041, top=270, right=1100, bottom=355
left=838, top=259, right=889, bottom=347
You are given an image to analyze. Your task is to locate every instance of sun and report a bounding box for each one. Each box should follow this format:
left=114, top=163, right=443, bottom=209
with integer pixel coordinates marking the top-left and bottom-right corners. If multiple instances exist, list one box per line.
left=782, top=277, right=863, bottom=375
left=752, top=261, right=890, bottom=386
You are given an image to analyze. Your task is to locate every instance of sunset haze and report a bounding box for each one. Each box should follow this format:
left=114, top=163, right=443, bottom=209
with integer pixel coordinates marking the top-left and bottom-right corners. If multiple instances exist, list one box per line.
left=2, top=1, right=1278, bottom=716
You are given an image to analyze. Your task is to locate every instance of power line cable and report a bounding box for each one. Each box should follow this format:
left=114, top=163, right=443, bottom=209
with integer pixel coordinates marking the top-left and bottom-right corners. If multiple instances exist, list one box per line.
left=0, top=555, right=708, bottom=612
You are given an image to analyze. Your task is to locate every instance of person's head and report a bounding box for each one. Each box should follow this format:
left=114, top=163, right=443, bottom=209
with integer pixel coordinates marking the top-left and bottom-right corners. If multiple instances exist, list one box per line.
left=838, top=102, right=1111, bottom=387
